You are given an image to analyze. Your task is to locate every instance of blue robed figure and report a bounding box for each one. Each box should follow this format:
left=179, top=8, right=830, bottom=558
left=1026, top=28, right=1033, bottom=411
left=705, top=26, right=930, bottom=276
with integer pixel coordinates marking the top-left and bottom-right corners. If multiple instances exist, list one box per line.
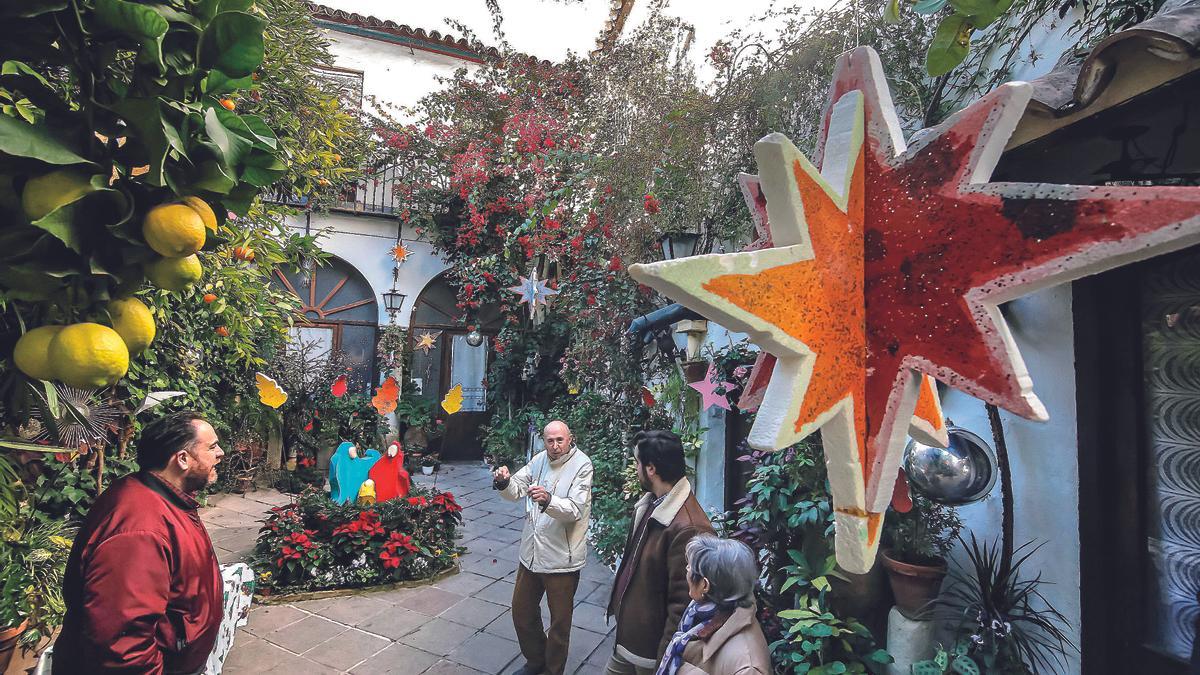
left=328, top=441, right=380, bottom=504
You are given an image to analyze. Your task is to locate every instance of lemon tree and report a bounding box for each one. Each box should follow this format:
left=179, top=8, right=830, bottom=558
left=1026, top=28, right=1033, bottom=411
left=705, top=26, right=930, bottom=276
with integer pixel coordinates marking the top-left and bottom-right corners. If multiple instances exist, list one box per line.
left=0, top=1, right=286, bottom=395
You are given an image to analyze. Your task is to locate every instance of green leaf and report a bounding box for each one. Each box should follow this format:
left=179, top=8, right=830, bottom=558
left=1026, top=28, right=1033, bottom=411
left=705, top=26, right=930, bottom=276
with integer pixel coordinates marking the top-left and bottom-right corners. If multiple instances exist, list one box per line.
left=965, top=0, right=1016, bottom=27
left=0, top=0, right=67, bottom=18
left=94, top=0, right=169, bottom=70
left=0, top=439, right=71, bottom=453
left=199, top=11, right=265, bottom=78
left=203, top=106, right=251, bottom=166
left=0, top=116, right=92, bottom=165
left=812, top=576, right=831, bottom=592
left=883, top=0, right=901, bottom=22
left=203, top=69, right=254, bottom=96
left=2, top=61, right=52, bottom=89
left=911, top=662, right=943, bottom=675
left=810, top=663, right=847, bottom=675
left=926, top=14, right=973, bottom=77
left=240, top=152, right=286, bottom=186
left=912, top=0, right=949, bottom=12
left=192, top=160, right=237, bottom=193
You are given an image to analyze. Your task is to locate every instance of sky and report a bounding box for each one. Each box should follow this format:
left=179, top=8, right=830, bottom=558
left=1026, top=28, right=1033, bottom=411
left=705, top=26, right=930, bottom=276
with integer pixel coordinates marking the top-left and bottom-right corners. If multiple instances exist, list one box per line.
left=316, top=0, right=841, bottom=80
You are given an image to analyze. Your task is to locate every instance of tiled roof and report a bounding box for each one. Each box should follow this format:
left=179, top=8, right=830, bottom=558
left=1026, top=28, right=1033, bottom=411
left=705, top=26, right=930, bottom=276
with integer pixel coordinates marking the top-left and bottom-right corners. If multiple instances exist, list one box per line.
left=308, top=3, right=501, bottom=63
left=1026, top=0, right=1200, bottom=117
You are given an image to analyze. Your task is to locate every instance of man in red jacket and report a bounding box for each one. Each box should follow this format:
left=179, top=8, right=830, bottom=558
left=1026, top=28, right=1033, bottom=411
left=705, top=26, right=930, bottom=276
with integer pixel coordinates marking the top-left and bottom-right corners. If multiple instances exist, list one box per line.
left=54, top=410, right=225, bottom=674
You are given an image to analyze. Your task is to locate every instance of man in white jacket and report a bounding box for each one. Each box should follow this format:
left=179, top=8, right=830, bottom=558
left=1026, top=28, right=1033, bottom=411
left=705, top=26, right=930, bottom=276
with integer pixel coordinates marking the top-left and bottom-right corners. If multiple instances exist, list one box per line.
left=493, top=420, right=594, bottom=675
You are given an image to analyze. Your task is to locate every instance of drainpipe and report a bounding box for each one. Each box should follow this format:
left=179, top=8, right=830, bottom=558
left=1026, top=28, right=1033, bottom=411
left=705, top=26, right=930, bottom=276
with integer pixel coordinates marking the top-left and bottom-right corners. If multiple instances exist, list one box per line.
left=627, top=303, right=703, bottom=350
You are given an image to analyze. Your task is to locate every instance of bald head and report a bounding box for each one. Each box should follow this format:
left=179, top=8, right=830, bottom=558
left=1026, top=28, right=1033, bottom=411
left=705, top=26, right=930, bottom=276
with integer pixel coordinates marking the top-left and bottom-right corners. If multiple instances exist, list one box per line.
left=543, top=420, right=572, bottom=460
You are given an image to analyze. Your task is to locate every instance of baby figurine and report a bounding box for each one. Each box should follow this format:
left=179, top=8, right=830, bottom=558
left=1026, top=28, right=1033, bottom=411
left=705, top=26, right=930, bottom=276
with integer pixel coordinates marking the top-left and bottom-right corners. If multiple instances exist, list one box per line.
left=357, top=478, right=377, bottom=506
left=329, top=441, right=380, bottom=505
left=368, top=440, right=412, bottom=502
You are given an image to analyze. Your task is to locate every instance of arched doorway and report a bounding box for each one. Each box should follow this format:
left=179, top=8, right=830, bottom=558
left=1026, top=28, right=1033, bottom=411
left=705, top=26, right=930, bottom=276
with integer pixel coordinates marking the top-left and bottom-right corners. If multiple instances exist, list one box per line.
left=273, top=257, right=378, bottom=393
left=409, top=272, right=502, bottom=460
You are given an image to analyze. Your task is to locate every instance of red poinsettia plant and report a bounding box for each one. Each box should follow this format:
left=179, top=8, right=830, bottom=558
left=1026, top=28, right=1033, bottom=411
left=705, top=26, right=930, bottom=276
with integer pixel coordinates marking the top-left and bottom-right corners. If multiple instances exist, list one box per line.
left=253, top=488, right=463, bottom=594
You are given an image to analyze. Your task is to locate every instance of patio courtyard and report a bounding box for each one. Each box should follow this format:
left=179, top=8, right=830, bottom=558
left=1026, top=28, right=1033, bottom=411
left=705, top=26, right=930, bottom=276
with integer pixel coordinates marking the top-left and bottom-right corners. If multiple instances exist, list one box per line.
left=203, top=463, right=617, bottom=675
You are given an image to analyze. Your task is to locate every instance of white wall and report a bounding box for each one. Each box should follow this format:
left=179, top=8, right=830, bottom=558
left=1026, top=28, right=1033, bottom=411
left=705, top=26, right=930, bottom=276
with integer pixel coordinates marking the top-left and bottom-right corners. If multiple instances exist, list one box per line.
left=287, top=214, right=448, bottom=328
left=322, top=29, right=480, bottom=117
left=936, top=286, right=1083, bottom=674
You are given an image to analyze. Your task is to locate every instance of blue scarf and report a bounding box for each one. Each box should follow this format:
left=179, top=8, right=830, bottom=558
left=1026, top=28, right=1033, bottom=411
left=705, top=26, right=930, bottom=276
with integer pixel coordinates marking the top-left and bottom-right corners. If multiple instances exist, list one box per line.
left=656, top=600, right=718, bottom=675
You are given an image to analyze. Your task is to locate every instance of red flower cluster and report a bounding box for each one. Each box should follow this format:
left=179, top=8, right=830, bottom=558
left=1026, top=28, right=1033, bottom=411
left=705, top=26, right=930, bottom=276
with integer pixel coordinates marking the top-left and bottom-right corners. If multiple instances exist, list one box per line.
left=379, top=532, right=419, bottom=569
left=297, top=455, right=315, bottom=468
left=432, top=492, right=462, bottom=513
left=333, top=510, right=385, bottom=538
left=276, top=529, right=317, bottom=567
left=406, top=496, right=428, bottom=508
left=643, top=194, right=661, bottom=214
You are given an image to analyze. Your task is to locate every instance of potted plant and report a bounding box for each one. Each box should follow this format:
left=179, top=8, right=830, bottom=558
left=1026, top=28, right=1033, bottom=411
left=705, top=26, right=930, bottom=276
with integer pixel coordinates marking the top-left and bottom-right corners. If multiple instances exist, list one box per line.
left=913, top=534, right=1075, bottom=674
left=681, top=359, right=710, bottom=384
left=420, top=454, right=438, bottom=476
left=0, top=514, right=74, bottom=670
left=880, top=491, right=962, bottom=618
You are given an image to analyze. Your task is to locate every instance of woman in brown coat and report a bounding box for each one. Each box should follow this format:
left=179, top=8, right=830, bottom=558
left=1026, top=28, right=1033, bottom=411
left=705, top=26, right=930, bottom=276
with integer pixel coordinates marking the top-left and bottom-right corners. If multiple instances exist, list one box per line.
left=655, top=535, right=773, bottom=675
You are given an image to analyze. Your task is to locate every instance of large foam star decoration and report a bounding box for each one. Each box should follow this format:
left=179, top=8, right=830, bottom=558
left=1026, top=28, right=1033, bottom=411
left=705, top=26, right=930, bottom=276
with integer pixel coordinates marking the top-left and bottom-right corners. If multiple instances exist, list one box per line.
left=735, top=172, right=947, bottom=449
left=630, top=46, right=1200, bottom=573
left=507, top=268, right=560, bottom=319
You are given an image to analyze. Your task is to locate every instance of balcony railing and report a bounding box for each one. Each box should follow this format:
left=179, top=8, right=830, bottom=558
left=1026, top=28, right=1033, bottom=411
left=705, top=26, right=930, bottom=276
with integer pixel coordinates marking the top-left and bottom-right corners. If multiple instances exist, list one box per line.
left=265, top=160, right=447, bottom=218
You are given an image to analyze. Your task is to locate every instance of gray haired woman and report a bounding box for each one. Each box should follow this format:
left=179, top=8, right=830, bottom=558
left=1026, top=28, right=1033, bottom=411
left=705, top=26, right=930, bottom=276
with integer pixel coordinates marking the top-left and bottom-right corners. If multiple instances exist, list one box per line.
left=655, top=535, right=772, bottom=675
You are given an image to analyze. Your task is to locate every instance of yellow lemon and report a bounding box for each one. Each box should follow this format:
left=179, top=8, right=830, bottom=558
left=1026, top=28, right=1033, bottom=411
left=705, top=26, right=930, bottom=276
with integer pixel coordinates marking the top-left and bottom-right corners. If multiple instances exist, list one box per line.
left=13, top=325, right=64, bottom=381
left=143, top=203, right=206, bottom=257
left=48, top=323, right=129, bottom=388
left=22, top=169, right=95, bottom=221
left=107, top=297, right=156, bottom=354
left=145, top=254, right=202, bottom=291
left=182, top=196, right=218, bottom=232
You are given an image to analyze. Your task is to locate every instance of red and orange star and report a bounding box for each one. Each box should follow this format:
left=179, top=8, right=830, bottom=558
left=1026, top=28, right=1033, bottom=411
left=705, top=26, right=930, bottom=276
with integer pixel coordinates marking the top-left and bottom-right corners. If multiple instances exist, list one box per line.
left=630, top=46, right=1200, bottom=572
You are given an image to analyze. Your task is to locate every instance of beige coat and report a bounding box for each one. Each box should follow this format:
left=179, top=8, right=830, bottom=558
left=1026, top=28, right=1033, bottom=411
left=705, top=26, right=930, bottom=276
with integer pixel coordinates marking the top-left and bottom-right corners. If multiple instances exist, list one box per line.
left=497, top=446, right=593, bottom=573
left=677, top=605, right=773, bottom=675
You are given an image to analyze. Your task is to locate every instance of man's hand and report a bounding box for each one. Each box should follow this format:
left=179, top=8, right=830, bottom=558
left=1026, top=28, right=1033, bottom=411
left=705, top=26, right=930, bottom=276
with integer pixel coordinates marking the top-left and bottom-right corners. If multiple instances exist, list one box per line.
left=528, top=485, right=551, bottom=506
left=493, top=466, right=510, bottom=482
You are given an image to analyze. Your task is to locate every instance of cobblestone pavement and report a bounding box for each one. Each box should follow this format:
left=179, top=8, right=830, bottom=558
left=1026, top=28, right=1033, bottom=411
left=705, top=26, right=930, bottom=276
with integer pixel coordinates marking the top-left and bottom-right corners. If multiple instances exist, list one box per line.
left=205, top=462, right=616, bottom=675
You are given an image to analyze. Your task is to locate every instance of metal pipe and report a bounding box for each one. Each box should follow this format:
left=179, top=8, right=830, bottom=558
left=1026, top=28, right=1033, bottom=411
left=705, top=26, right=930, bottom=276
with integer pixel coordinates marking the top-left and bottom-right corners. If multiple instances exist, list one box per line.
left=626, top=303, right=703, bottom=345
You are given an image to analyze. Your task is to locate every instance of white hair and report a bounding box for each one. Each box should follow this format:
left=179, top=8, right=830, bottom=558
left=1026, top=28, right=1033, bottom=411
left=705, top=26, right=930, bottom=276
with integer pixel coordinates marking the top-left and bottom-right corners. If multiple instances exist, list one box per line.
left=685, top=534, right=758, bottom=609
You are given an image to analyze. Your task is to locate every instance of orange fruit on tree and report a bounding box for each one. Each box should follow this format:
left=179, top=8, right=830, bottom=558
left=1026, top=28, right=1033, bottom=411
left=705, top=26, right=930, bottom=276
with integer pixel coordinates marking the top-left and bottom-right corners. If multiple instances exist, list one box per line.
left=215, top=326, right=229, bottom=337
left=220, top=98, right=235, bottom=110
left=232, top=246, right=255, bottom=262
left=203, top=293, right=217, bottom=303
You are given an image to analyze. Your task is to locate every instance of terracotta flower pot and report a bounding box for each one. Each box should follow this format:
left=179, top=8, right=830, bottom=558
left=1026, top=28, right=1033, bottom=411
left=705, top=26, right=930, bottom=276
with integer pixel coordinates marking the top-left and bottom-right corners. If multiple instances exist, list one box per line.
left=881, top=549, right=947, bottom=619
left=0, top=619, right=28, bottom=672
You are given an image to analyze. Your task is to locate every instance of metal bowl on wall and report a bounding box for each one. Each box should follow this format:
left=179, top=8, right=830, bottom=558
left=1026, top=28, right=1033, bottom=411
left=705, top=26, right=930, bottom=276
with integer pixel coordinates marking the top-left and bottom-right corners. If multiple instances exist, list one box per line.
left=903, top=427, right=999, bottom=505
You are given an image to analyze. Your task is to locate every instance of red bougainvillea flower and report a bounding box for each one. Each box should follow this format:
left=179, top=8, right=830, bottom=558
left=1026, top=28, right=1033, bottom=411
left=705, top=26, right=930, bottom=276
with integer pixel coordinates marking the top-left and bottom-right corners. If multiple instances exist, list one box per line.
left=643, top=194, right=660, bottom=214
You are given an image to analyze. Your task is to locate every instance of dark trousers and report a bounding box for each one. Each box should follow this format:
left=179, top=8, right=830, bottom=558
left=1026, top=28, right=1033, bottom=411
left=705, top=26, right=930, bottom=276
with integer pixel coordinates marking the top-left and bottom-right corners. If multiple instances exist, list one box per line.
left=512, top=563, right=580, bottom=675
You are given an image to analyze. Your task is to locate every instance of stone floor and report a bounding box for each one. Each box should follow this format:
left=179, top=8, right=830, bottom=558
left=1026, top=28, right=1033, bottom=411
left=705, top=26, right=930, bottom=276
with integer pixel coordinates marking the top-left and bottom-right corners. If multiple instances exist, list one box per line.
left=204, top=462, right=617, bottom=675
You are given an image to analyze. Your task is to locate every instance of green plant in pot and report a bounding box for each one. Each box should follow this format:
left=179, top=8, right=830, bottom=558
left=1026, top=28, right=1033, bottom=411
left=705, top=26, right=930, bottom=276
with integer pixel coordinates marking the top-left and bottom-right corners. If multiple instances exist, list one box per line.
left=0, top=512, right=74, bottom=668
left=881, top=488, right=962, bottom=619
left=912, top=535, right=1076, bottom=674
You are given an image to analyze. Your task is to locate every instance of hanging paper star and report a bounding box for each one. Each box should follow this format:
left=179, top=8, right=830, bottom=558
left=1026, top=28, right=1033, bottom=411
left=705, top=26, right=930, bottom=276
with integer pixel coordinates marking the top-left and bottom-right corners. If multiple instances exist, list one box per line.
left=630, top=46, right=1200, bottom=573
left=507, top=268, right=559, bottom=319
left=391, top=242, right=413, bottom=264
left=689, top=363, right=737, bottom=411
left=414, top=331, right=440, bottom=353
left=330, top=374, right=347, bottom=398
